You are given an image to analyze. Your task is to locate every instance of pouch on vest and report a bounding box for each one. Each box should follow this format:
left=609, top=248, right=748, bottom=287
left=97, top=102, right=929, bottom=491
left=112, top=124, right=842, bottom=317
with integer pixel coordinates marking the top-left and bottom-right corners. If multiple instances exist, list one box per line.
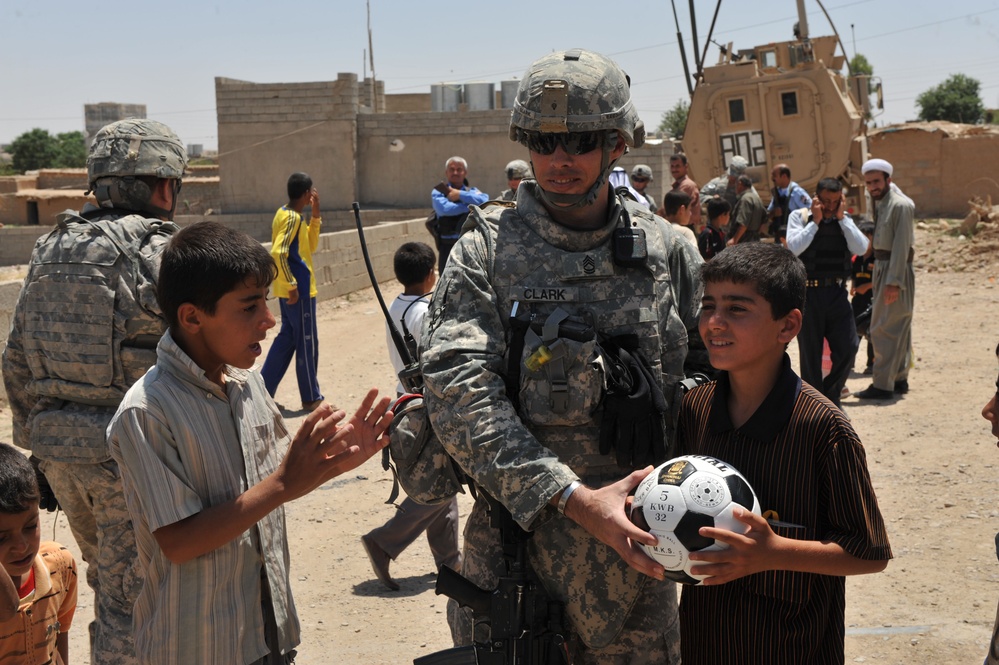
left=513, top=306, right=604, bottom=428
left=30, top=406, right=114, bottom=463
left=384, top=394, right=466, bottom=505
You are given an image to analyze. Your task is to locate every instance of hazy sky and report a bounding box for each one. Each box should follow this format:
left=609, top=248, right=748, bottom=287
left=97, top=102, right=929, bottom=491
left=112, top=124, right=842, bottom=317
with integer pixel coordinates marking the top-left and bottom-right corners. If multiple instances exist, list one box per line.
left=2, top=0, right=997, bottom=150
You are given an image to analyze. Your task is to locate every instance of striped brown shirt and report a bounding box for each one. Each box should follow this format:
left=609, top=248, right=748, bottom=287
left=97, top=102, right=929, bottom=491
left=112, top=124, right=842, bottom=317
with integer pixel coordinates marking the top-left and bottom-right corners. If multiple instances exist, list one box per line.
left=677, top=354, right=892, bottom=665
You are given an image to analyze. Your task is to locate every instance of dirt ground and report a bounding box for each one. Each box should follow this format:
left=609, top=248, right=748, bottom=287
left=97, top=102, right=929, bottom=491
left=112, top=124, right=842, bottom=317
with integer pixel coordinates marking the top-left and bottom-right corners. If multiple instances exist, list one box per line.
left=3, top=220, right=999, bottom=664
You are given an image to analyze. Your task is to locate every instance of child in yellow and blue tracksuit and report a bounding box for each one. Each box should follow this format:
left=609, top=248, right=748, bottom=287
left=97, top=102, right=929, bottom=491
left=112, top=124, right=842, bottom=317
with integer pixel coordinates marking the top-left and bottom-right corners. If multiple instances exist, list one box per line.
left=261, top=172, right=324, bottom=411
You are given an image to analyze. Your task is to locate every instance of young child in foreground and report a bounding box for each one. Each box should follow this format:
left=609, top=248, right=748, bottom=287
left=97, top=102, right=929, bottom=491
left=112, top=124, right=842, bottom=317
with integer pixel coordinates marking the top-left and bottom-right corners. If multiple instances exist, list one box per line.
left=677, top=241, right=892, bottom=665
left=0, top=443, right=77, bottom=665
left=108, top=221, right=392, bottom=665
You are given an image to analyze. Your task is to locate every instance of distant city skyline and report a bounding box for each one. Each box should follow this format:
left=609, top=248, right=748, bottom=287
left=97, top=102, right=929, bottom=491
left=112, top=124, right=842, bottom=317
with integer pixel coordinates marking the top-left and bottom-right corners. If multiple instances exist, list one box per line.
left=2, top=0, right=997, bottom=151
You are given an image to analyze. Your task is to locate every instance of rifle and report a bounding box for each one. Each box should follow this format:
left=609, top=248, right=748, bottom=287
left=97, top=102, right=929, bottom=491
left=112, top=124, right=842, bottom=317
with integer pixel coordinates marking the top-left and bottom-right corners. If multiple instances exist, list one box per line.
left=415, top=496, right=571, bottom=665
left=352, top=202, right=422, bottom=394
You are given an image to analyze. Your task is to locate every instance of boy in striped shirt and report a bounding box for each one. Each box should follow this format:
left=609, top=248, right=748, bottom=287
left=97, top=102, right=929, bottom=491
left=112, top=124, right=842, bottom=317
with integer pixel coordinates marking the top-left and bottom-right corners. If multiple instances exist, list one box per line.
left=109, top=222, right=392, bottom=665
left=676, top=242, right=892, bottom=664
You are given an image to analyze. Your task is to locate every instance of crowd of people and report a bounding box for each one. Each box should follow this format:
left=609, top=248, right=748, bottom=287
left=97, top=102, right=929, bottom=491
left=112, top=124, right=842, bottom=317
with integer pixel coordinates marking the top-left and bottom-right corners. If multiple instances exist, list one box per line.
left=0, top=45, right=992, bottom=665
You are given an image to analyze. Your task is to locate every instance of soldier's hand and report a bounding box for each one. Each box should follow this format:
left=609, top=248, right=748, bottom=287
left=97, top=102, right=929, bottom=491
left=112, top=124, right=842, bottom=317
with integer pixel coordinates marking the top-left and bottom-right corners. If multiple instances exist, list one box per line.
left=446, top=187, right=461, bottom=202
left=561, top=468, right=666, bottom=580
left=29, top=456, right=59, bottom=512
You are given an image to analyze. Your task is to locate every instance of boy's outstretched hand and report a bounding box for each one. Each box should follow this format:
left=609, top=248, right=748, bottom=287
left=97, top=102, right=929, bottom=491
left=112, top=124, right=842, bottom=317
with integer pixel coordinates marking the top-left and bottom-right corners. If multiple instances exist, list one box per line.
left=279, top=388, right=393, bottom=502
left=323, top=388, right=393, bottom=474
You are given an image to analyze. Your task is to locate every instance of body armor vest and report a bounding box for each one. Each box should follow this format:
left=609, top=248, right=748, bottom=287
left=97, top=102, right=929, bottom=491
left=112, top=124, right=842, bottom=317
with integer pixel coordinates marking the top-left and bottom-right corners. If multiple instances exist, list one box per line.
left=23, top=210, right=177, bottom=461
left=799, top=215, right=853, bottom=280
left=469, top=197, right=689, bottom=479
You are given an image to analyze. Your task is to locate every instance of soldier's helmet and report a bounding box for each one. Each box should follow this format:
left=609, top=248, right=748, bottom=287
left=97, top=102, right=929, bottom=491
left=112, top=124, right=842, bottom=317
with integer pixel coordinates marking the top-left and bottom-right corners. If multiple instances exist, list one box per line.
left=509, top=49, right=645, bottom=148
left=727, top=155, right=749, bottom=177
left=87, top=119, right=187, bottom=192
left=505, top=159, right=531, bottom=180
left=632, top=164, right=653, bottom=180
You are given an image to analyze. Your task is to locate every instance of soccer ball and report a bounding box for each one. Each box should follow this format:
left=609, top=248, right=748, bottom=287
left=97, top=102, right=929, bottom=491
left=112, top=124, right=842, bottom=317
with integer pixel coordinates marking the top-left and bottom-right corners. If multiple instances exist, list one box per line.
left=630, top=455, right=761, bottom=585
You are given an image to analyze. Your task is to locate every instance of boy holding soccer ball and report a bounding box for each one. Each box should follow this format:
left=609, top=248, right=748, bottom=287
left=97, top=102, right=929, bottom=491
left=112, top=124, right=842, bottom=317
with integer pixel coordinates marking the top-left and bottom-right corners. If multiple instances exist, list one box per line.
left=676, top=242, right=892, bottom=664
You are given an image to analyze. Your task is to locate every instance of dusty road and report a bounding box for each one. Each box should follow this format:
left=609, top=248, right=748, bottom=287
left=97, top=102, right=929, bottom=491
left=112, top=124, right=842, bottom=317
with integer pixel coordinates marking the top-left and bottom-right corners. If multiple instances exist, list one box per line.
left=4, top=222, right=999, bottom=664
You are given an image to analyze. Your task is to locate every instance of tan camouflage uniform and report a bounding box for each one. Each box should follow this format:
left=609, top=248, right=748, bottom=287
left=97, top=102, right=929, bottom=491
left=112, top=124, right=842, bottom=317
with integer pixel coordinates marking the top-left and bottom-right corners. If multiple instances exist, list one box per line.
left=2, top=209, right=177, bottom=665
left=421, top=181, right=702, bottom=663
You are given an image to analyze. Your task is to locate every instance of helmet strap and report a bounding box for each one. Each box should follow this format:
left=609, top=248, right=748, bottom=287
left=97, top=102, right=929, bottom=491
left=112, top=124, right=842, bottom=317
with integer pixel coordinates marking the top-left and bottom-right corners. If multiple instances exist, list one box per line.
left=532, top=131, right=621, bottom=210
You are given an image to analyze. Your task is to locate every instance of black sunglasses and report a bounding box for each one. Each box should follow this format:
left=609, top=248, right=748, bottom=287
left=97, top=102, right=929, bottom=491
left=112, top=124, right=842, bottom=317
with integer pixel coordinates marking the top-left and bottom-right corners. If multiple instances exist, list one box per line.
left=517, top=130, right=605, bottom=156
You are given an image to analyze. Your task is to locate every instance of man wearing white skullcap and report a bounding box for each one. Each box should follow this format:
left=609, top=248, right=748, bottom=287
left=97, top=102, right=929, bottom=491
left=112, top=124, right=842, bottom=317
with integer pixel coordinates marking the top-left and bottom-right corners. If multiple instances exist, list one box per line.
left=854, top=158, right=916, bottom=400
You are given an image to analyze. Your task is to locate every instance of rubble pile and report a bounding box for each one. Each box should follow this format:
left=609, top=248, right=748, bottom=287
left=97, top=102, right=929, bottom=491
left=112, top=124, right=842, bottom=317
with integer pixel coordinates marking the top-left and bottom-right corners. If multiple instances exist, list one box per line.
left=916, top=197, right=999, bottom=275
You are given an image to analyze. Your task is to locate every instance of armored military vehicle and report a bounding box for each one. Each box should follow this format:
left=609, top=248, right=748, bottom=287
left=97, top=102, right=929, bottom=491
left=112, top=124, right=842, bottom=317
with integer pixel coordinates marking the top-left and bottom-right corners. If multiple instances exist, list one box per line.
left=680, top=0, right=881, bottom=219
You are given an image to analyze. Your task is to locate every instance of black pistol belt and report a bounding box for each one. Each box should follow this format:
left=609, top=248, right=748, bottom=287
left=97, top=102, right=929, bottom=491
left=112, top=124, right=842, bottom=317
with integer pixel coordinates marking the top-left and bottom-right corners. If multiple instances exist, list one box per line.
left=805, top=277, right=846, bottom=288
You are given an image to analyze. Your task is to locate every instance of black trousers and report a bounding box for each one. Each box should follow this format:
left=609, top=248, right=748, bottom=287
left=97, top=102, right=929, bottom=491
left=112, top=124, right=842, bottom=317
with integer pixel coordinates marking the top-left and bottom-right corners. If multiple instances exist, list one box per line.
left=799, top=285, right=859, bottom=408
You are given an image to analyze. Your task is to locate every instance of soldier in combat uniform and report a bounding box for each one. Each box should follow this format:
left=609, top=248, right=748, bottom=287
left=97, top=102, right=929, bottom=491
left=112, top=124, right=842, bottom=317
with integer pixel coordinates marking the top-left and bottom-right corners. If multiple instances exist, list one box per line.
left=421, top=49, right=703, bottom=663
left=2, top=119, right=186, bottom=664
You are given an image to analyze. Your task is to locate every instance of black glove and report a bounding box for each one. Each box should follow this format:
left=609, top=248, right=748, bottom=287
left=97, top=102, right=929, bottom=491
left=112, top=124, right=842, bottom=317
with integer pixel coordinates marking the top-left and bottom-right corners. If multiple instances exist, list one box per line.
left=598, top=340, right=669, bottom=468
left=29, top=456, right=59, bottom=512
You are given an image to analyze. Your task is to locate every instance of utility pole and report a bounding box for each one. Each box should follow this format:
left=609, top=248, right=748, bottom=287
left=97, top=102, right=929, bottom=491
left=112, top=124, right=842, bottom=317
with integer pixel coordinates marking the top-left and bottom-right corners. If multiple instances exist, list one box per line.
left=367, top=0, right=376, bottom=111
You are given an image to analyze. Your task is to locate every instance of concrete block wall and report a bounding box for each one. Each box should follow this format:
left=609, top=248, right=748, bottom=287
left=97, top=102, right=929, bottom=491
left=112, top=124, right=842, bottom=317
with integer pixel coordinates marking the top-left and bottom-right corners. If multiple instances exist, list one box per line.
left=216, top=73, right=677, bottom=216
left=0, top=226, right=51, bottom=265
left=176, top=178, right=221, bottom=216
left=357, top=109, right=516, bottom=208
left=216, top=75, right=360, bottom=215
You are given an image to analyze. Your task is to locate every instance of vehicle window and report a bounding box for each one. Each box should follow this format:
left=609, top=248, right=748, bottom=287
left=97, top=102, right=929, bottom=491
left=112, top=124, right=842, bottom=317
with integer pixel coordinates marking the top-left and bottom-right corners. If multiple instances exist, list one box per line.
left=728, top=98, right=746, bottom=123
left=781, top=91, right=799, bottom=116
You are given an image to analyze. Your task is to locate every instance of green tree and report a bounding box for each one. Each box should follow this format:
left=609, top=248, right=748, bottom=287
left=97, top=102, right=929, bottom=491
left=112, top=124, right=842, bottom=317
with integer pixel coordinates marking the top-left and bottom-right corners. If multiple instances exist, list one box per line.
left=54, top=131, right=86, bottom=168
left=849, top=53, right=873, bottom=77
left=657, top=99, right=690, bottom=139
left=9, top=128, right=59, bottom=173
left=916, top=74, right=984, bottom=124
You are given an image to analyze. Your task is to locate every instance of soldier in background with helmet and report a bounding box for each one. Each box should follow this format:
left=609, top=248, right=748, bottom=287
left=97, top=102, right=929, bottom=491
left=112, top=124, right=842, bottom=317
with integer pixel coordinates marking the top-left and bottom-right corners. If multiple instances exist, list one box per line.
left=499, top=159, right=531, bottom=201
left=696, top=155, right=747, bottom=215
left=629, top=164, right=657, bottom=209
left=723, top=156, right=749, bottom=208
left=2, top=118, right=186, bottom=665
left=421, top=48, right=702, bottom=662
